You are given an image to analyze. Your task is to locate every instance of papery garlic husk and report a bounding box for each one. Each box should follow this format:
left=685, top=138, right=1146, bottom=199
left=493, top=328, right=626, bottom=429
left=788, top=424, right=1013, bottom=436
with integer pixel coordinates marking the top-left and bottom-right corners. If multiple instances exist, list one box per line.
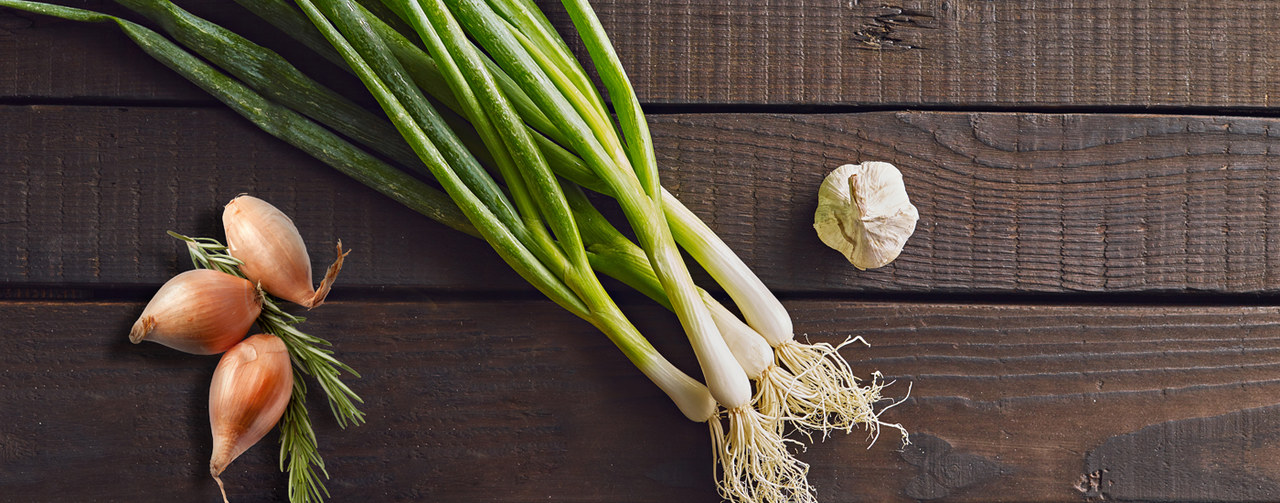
left=209, top=333, right=293, bottom=501
left=223, top=195, right=347, bottom=309
left=129, top=269, right=262, bottom=355
left=813, top=161, right=919, bottom=270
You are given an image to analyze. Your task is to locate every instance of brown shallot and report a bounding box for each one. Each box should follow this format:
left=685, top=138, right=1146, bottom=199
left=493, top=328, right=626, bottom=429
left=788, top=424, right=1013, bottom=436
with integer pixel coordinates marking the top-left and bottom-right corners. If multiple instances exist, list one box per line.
left=208, top=333, right=294, bottom=502
left=128, top=269, right=262, bottom=355
left=222, top=195, right=347, bottom=309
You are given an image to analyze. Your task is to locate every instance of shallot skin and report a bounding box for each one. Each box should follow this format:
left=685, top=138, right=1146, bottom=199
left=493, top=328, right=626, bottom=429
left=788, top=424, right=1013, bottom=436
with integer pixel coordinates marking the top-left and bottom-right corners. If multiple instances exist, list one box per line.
left=223, top=195, right=337, bottom=308
left=129, top=269, right=261, bottom=355
left=209, top=333, right=294, bottom=478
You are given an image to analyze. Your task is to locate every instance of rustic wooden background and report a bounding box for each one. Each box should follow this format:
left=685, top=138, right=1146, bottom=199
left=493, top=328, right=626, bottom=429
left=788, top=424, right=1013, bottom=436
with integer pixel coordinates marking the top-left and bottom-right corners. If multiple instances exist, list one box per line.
left=4, top=0, right=1280, bottom=501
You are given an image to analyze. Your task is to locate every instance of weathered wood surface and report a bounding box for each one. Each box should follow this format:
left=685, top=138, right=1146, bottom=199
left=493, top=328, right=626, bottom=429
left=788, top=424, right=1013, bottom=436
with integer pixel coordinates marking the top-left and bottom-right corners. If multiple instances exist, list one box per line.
left=5, top=0, right=1280, bottom=108
left=0, top=0, right=362, bottom=104
left=6, top=1, right=1280, bottom=502
left=7, top=105, right=1280, bottom=295
left=601, top=0, right=1280, bottom=108
left=8, top=300, right=1280, bottom=502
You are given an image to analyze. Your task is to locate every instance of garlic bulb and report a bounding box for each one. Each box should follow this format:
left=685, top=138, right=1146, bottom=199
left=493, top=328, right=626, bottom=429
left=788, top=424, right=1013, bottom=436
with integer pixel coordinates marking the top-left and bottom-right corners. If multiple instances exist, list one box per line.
left=223, top=195, right=347, bottom=309
left=813, top=161, right=919, bottom=270
left=129, top=269, right=262, bottom=355
left=209, top=334, right=293, bottom=501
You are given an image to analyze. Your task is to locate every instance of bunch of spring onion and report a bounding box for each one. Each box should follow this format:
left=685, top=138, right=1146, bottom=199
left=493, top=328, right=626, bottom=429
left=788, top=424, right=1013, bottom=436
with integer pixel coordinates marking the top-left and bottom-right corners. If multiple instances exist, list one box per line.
left=0, top=0, right=907, bottom=501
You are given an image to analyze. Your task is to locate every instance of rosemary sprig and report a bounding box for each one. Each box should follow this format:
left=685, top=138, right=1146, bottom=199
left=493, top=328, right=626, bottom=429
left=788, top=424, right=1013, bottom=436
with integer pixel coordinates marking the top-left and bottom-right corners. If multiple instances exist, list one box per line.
left=280, top=374, right=331, bottom=503
left=169, top=231, right=362, bottom=503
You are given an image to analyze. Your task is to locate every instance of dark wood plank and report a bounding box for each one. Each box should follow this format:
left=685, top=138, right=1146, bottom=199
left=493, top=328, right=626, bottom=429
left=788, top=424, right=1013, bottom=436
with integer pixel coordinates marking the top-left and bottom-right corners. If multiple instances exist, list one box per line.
left=8, top=299, right=1280, bottom=502
left=0, top=299, right=715, bottom=502
left=0, top=0, right=205, bottom=101
left=596, top=0, right=1280, bottom=107
left=0, top=104, right=525, bottom=291
left=1082, top=406, right=1280, bottom=501
left=836, top=302, right=1280, bottom=502
left=5, top=1, right=1280, bottom=107
left=0, top=0, right=365, bottom=103
left=7, top=105, right=1280, bottom=294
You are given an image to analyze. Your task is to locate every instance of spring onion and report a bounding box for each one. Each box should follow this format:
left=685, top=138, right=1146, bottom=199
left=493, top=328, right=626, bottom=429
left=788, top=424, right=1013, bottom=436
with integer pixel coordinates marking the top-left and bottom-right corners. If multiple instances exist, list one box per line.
left=457, top=0, right=903, bottom=443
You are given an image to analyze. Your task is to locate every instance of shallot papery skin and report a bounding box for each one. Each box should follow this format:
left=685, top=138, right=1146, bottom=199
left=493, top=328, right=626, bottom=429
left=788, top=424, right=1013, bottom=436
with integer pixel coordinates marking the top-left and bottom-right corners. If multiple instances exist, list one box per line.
left=209, top=334, right=293, bottom=480
left=129, top=269, right=262, bottom=355
left=223, top=195, right=345, bottom=309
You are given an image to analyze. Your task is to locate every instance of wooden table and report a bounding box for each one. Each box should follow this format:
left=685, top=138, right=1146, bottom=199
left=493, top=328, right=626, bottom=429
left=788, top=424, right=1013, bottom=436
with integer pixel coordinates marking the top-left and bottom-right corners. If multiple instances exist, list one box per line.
left=5, top=1, right=1280, bottom=501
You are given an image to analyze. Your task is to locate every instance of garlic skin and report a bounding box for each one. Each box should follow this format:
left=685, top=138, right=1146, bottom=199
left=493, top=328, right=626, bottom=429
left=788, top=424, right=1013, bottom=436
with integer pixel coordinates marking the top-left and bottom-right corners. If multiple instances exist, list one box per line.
left=223, top=195, right=346, bottom=309
left=209, top=334, right=293, bottom=490
left=129, top=269, right=262, bottom=354
left=813, top=161, right=919, bottom=270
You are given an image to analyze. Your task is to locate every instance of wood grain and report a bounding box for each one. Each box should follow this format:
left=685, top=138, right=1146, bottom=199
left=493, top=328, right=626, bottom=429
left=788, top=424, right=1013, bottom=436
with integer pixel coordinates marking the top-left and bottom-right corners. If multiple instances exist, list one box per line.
left=836, top=302, right=1280, bottom=502
left=8, top=299, right=1280, bottom=502
left=1083, top=405, right=1280, bottom=501
left=5, top=1, right=1280, bottom=108
left=595, top=0, right=1280, bottom=107
left=7, top=105, right=1280, bottom=295
left=0, top=104, right=524, bottom=292
left=0, top=0, right=201, bottom=101
left=0, top=0, right=362, bottom=103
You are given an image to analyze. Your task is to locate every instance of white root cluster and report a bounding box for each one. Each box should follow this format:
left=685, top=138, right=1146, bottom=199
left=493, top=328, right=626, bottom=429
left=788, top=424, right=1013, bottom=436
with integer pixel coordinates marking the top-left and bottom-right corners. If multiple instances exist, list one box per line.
left=711, top=407, right=817, bottom=503
left=704, top=295, right=910, bottom=503
left=753, top=364, right=822, bottom=432
left=700, top=333, right=910, bottom=503
left=775, top=337, right=909, bottom=444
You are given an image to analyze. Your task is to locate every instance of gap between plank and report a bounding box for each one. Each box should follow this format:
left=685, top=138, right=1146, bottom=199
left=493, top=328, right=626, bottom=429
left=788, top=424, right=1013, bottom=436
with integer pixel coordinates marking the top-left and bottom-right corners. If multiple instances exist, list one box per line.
left=7, top=284, right=1280, bottom=308
left=8, top=97, right=1280, bottom=119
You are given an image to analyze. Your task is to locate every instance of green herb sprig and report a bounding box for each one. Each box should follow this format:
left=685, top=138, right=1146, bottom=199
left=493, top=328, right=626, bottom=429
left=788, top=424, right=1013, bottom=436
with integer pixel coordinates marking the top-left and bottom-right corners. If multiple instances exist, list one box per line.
left=170, top=231, right=362, bottom=503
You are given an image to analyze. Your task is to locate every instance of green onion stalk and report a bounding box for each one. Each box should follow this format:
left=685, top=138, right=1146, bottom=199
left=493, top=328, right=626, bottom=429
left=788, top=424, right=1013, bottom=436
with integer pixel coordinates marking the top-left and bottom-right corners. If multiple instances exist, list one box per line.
left=289, top=0, right=719, bottom=425
left=473, top=0, right=901, bottom=442
left=446, top=0, right=903, bottom=477
left=0, top=0, right=906, bottom=501
left=441, top=0, right=753, bottom=413
left=413, top=1, right=839, bottom=500
left=360, top=0, right=898, bottom=444
left=289, top=2, right=815, bottom=499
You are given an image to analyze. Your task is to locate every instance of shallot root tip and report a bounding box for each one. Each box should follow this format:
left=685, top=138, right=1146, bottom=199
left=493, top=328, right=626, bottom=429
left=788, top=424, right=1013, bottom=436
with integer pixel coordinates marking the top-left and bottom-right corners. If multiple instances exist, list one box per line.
left=252, top=282, right=265, bottom=309
left=305, top=240, right=349, bottom=310
left=128, top=315, right=156, bottom=344
left=212, top=470, right=230, bottom=503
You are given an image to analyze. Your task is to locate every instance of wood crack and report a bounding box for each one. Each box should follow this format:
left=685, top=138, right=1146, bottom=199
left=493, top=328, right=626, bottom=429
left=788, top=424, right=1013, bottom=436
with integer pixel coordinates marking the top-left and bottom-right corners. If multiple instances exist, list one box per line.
left=850, top=3, right=937, bottom=51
